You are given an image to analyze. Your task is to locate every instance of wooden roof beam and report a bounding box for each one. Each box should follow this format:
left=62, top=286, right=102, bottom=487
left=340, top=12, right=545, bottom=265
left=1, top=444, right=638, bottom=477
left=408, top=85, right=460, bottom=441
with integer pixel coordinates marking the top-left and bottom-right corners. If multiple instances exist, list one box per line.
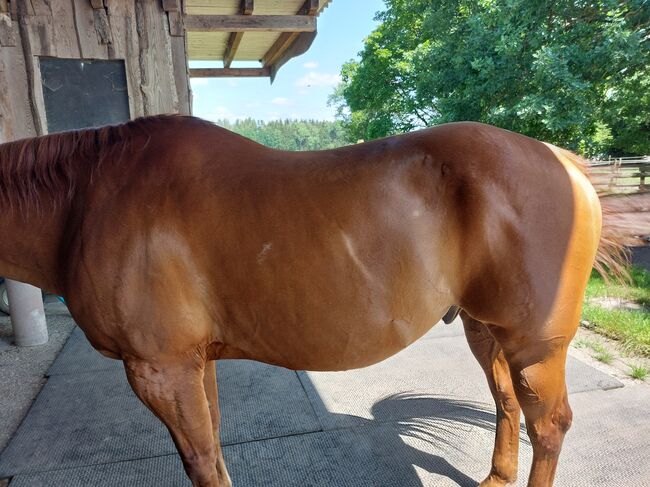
left=262, top=0, right=319, bottom=67
left=224, top=0, right=254, bottom=69
left=242, top=0, right=254, bottom=16
left=190, top=67, right=270, bottom=78
left=184, top=15, right=315, bottom=33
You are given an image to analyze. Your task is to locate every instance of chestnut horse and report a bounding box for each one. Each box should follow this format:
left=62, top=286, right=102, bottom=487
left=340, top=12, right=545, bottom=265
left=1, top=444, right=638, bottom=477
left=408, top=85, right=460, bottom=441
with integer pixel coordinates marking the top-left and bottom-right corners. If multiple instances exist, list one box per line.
left=0, top=115, right=614, bottom=486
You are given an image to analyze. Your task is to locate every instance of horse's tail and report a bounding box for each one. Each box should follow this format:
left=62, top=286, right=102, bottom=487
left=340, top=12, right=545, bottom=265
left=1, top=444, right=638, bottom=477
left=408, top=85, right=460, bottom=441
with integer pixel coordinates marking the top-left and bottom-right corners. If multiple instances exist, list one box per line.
left=558, top=148, right=631, bottom=282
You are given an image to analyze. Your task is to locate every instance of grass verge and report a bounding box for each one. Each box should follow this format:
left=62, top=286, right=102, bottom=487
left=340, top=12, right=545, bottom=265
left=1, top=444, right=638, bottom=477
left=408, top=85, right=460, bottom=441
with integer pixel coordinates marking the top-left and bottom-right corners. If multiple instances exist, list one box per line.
left=582, top=266, right=650, bottom=358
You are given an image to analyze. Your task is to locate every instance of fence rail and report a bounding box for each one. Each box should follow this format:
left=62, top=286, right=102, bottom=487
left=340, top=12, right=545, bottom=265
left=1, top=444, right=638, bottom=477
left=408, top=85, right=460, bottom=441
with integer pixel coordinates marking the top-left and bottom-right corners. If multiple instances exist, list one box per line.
left=587, top=156, right=650, bottom=194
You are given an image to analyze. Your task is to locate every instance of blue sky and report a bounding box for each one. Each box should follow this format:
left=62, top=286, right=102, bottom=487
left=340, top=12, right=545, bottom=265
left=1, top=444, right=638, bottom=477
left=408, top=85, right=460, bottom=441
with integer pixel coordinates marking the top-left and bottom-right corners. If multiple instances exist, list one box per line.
left=190, top=0, right=386, bottom=123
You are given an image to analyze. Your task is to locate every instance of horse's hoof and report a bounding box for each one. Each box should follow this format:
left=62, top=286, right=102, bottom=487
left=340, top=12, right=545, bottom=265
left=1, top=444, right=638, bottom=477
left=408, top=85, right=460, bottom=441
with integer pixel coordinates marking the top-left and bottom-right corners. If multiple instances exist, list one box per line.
left=479, top=474, right=517, bottom=487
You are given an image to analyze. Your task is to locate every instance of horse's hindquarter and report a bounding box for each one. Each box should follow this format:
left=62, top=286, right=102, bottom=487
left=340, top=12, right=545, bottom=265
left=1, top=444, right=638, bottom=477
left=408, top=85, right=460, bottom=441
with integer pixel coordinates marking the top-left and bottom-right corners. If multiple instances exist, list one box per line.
left=197, top=142, right=456, bottom=370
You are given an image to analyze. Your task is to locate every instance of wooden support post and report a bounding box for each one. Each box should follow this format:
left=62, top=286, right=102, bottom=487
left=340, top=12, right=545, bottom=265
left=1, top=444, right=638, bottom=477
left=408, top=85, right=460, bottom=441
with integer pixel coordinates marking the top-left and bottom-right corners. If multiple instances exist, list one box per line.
left=640, top=165, right=647, bottom=192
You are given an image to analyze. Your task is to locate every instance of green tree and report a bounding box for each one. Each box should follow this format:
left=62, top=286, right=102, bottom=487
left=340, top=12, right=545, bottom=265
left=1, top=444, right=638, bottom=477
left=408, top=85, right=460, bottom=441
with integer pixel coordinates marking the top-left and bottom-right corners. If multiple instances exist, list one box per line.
left=332, top=0, right=650, bottom=156
left=215, top=118, right=348, bottom=151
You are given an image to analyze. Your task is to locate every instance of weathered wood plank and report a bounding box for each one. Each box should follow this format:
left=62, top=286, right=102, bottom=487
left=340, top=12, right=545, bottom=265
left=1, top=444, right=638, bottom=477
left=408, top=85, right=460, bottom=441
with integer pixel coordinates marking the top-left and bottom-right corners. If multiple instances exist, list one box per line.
left=0, top=40, right=38, bottom=141
left=89, top=0, right=104, bottom=9
left=242, top=0, right=254, bottom=16
left=48, top=0, right=83, bottom=58
left=269, top=30, right=316, bottom=81
left=223, top=32, right=243, bottom=68
left=261, top=0, right=319, bottom=68
left=223, top=0, right=254, bottom=68
left=184, top=15, right=315, bottom=33
left=0, top=11, right=16, bottom=46
left=262, top=32, right=297, bottom=66
left=161, top=0, right=179, bottom=12
left=167, top=10, right=184, bottom=37
left=190, top=67, right=270, bottom=77
left=305, top=0, right=319, bottom=15
left=170, top=35, right=191, bottom=114
left=105, top=0, right=144, bottom=116
left=71, top=0, right=109, bottom=57
left=135, top=0, right=180, bottom=115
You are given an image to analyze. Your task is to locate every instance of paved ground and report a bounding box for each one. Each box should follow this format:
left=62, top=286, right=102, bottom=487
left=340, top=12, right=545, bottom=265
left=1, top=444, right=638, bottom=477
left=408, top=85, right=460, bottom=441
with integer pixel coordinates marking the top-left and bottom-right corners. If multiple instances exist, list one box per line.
left=0, top=298, right=73, bottom=451
left=1, top=310, right=649, bottom=487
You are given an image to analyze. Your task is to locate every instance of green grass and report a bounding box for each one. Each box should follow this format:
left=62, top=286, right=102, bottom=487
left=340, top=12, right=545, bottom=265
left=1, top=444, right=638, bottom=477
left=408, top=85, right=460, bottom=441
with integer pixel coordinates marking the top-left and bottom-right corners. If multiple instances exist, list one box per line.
left=629, top=364, right=648, bottom=381
left=585, top=266, right=650, bottom=307
left=582, top=266, right=650, bottom=357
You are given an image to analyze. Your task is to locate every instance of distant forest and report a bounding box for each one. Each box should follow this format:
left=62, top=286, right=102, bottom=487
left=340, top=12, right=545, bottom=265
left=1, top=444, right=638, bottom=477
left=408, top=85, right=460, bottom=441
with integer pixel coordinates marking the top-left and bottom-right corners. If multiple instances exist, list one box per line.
left=215, top=119, right=349, bottom=151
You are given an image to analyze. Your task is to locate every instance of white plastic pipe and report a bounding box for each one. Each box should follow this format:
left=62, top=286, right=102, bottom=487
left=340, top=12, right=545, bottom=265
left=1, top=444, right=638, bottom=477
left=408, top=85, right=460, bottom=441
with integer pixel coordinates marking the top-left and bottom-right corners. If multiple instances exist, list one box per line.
left=5, top=280, right=48, bottom=347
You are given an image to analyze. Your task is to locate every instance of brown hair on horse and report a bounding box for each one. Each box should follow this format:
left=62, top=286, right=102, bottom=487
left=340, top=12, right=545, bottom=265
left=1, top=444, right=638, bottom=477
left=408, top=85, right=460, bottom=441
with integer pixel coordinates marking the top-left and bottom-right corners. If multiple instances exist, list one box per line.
left=0, top=115, right=630, bottom=487
left=0, top=115, right=204, bottom=213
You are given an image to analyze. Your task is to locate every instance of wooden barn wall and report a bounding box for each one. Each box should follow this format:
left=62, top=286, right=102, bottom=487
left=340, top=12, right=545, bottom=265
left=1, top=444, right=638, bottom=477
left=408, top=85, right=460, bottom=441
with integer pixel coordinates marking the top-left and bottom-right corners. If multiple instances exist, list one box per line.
left=0, top=0, right=191, bottom=144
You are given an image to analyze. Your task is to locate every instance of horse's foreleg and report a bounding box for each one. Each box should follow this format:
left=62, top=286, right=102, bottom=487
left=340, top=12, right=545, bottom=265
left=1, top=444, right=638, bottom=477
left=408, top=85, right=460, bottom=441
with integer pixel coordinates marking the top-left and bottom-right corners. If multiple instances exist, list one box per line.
left=203, top=360, right=231, bottom=486
left=462, top=312, right=520, bottom=487
left=124, top=357, right=227, bottom=487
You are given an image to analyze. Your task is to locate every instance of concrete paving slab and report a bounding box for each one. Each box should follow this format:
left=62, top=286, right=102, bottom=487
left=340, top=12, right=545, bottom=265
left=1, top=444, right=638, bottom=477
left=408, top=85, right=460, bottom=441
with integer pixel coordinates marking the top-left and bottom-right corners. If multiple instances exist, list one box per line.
left=0, top=369, right=175, bottom=476
left=46, top=327, right=120, bottom=376
left=0, top=317, right=639, bottom=487
left=8, top=454, right=189, bottom=487
left=0, top=360, right=321, bottom=476
left=217, top=360, right=322, bottom=445
left=299, top=332, right=622, bottom=431
left=556, top=384, right=650, bottom=487
left=0, top=314, right=75, bottom=452
left=10, top=383, right=649, bottom=486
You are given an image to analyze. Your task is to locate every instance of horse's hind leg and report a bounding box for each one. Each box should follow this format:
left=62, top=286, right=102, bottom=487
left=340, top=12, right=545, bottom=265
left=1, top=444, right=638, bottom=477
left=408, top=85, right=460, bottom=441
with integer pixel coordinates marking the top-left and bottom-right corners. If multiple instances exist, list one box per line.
left=462, top=312, right=521, bottom=487
left=124, top=357, right=229, bottom=486
left=203, top=360, right=231, bottom=486
left=491, top=306, right=579, bottom=487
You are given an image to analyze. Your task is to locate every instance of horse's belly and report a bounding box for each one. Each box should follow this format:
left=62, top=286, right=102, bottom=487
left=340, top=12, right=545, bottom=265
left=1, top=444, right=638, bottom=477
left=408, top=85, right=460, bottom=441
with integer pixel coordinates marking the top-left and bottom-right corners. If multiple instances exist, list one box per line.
left=222, top=298, right=449, bottom=371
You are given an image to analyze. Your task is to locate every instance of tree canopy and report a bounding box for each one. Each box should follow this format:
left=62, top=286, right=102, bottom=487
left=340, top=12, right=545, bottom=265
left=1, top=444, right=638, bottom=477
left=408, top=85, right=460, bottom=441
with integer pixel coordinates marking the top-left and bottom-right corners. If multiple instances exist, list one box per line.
left=332, top=0, right=650, bottom=156
left=216, top=118, right=347, bottom=151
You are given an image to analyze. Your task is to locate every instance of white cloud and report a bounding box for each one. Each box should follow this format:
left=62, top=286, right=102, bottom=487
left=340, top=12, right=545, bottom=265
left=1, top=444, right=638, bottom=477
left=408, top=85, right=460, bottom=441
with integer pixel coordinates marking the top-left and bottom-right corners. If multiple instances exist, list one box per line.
left=227, top=79, right=239, bottom=87
left=303, top=61, right=318, bottom=69
left=271, top=97, right=293, bottom=105
left=191, top=78, right=210, bottom=86
left=202, top=106, right=244, bottom=123
left=295, top=71, right=341, bottom=89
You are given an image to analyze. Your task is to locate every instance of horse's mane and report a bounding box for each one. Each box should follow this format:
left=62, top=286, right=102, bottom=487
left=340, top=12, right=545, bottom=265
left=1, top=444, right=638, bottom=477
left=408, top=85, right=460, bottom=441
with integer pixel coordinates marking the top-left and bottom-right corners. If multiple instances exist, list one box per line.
left=0, top=114, right=194, bottom=212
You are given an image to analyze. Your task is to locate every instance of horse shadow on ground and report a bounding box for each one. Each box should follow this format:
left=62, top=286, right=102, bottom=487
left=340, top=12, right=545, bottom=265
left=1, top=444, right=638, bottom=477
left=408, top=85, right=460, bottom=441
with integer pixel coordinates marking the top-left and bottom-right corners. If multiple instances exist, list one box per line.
left=320, top=393, right=529, bottom=487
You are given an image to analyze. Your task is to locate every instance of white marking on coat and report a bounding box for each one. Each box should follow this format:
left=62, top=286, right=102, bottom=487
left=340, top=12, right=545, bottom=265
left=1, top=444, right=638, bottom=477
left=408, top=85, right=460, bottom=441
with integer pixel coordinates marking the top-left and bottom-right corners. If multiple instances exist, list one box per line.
left=341, top=232, right=374, bottom=282
left=257, top=242, right=273, bottom=263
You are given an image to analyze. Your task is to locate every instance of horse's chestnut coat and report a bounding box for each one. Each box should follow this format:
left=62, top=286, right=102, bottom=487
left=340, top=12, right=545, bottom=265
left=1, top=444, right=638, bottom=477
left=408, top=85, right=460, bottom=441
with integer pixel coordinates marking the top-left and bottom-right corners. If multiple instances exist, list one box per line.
left=0, top=116, right=607, bottom=486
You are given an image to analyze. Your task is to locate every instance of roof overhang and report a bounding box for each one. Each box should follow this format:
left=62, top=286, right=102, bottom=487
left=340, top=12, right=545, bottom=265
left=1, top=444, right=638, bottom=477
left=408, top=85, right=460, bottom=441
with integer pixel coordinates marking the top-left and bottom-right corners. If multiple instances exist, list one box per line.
left=177, top=0, right=332, bottom=80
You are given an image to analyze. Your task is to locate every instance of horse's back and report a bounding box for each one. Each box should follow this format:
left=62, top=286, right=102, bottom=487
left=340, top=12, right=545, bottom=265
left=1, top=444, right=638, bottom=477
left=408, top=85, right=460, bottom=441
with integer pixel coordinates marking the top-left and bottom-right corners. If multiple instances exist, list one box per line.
left=65, top=118, right=600, bottom=370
